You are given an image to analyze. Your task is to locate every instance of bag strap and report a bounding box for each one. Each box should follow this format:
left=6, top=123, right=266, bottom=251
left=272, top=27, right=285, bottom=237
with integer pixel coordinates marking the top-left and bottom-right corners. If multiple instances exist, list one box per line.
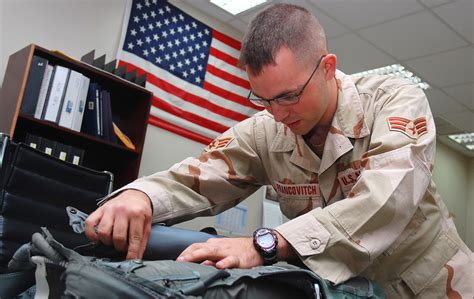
left=180, top=269, right=231, bottom=296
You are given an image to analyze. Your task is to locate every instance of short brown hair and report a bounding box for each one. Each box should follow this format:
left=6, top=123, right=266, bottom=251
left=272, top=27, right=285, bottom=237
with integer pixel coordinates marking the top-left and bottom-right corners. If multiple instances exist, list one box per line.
left=239, top=3, right=327, bottom=75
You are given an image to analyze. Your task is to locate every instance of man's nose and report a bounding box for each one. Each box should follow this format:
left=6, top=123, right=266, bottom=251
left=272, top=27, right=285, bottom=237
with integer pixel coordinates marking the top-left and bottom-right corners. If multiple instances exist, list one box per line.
left=267, top=101, right=289, bottom=123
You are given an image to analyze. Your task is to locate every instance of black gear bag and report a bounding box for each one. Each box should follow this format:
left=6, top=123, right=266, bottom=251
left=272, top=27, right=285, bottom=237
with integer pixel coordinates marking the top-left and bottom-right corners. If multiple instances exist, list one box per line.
left=0, top=133, right=113, bottom=297
left=9, top=228, right=386, bottom=299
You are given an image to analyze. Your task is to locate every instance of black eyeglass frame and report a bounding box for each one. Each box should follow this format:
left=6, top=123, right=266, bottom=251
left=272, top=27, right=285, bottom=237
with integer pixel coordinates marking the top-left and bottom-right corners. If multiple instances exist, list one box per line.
left=247, top=55, right=326, bottom=107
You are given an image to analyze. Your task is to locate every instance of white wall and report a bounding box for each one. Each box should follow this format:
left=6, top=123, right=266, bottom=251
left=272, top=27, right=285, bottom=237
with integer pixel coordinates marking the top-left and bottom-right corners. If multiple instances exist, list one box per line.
left=433, top=142, right=473, bottom=249
left=0, top=0, right=471, bottom=244
left=466, top=159, right=474, bottom=248
left=0, top=0, right=129, bottom=86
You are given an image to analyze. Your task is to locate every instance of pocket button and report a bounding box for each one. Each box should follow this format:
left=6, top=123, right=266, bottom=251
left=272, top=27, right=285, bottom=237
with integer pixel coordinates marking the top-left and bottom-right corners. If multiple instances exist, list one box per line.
left=310, top=238, right=321, bottom=249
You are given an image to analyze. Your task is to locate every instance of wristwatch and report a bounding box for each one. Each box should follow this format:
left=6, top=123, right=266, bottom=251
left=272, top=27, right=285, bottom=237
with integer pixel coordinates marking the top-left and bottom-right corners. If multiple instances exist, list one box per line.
left=253, top=227, right=278, bottom=265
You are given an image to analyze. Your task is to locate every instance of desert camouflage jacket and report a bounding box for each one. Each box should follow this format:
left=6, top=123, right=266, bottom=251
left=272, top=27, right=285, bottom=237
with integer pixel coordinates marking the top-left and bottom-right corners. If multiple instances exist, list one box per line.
left=121, top=70, right=473, bottom=298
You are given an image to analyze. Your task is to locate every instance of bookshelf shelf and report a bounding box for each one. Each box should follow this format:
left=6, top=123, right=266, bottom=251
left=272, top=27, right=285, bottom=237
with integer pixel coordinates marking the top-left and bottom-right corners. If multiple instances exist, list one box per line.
left=17, top=115, right=140, bottom=154
left=0, top=44, right=152, bottom=189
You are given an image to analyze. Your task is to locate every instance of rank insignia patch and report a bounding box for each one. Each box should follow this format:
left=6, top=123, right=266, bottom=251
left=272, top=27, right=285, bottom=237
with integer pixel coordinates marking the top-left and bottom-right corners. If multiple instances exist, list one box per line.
left=204, top=136, right=234, bottom=151
left=387, top=117, right=428, bottom=139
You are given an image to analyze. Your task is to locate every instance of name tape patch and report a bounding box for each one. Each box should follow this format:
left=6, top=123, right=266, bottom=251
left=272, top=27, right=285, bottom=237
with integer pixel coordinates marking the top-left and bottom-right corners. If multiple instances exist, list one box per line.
left=275, top=182, right=320, bottom=198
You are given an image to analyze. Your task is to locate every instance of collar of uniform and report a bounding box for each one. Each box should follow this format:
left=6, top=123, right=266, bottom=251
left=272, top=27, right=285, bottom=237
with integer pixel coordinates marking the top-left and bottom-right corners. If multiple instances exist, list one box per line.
left=270, top=124, right=320, bottom=173
left=290, top=135, right=320, bottom=172
left=269, top=124, right=294, bottom=153
left=317, top=70, right=370, bottom=174
left=318, top=129, right=353, bottom=174
left=333, top=70, right=370, bottom=139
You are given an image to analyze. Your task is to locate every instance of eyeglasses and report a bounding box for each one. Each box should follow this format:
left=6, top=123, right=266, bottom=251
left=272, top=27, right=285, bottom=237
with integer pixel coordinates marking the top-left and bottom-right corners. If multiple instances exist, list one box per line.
left=247, top=55, right=326, bottom=107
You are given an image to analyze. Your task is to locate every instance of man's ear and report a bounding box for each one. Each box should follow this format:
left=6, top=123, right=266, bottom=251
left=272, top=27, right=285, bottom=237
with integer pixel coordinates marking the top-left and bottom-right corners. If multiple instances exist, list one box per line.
left=244, top=65, right=258, bottom=78
left=322, top=54, right=337, bottom=81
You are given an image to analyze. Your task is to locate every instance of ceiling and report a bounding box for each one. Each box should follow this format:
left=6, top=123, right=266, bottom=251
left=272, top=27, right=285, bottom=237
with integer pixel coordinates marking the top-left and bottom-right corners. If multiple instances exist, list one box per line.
left=181, top=0, right=474, bottom=157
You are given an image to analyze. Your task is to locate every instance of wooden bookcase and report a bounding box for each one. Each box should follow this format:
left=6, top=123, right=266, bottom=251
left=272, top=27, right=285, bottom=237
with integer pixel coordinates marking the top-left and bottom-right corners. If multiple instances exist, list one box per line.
left=0, top=44, right=152, bottom=190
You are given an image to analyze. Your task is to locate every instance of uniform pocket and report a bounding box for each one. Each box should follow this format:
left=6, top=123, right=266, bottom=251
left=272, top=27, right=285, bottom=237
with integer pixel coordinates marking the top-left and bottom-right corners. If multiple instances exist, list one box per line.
left=384, top=207, right=426, bottom=256
left=400, top=231, right=459, bottom=295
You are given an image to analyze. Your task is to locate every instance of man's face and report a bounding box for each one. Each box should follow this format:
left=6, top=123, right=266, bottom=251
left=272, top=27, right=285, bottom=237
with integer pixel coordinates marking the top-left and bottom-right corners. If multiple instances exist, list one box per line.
left=246, top=48, right=333, bottom=136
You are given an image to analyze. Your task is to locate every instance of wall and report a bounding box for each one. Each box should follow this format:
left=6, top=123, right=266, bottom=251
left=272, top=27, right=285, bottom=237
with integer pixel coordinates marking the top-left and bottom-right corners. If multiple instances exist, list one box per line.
left=433, top=142, right=473, bottom=249
left=0, top=0, right=129, bottom=86
left=467, top=159, right=474, bottom=248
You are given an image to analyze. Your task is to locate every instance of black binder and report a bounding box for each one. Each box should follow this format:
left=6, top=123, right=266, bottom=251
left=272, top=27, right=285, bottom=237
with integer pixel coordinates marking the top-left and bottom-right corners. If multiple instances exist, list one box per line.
left=80, top=82, right=102, bottom=137
left=101, top=90, right=116, bottom=143
left=20, top=56, right=48, bottom=116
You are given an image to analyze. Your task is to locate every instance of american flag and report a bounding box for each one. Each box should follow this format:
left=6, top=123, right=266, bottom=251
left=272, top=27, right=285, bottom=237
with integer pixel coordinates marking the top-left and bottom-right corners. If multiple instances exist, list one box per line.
left=117, top=0, right=262, bottom=144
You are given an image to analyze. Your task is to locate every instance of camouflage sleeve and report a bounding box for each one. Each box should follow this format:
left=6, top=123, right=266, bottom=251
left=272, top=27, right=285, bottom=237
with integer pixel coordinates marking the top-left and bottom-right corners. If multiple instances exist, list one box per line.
left=118, top=116, right=267, bottom=225
left=276, top=81, right=436, bottom=284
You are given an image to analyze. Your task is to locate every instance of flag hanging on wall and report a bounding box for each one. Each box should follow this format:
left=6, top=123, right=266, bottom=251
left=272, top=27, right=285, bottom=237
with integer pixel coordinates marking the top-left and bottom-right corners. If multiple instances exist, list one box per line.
left=117, top=0, right=262, bottom=144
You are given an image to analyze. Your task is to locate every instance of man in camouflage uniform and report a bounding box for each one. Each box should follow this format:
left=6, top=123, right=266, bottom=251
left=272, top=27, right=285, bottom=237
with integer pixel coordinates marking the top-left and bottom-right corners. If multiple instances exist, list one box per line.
left=85, top=3, right=473, bottom=298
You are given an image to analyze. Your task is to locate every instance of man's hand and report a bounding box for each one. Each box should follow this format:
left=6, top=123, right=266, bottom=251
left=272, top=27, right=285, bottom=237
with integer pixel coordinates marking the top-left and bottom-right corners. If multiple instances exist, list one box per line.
left=177, top=231, right=297, bottom=269
left=84, top=189, right=153, bottom=260
left=177, top=237, right=264, bottom=269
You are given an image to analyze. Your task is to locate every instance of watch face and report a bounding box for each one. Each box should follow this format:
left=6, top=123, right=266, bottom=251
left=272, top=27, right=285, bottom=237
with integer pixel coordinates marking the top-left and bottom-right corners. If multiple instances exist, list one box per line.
left=254, top=228, right=278, bottom=265
left=257, top=232, right=274, bottom=249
